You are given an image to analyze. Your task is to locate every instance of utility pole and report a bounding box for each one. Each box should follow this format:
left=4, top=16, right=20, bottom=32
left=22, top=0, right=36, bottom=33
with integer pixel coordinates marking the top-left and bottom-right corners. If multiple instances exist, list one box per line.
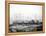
left=34, top=15, right=37, bottom=31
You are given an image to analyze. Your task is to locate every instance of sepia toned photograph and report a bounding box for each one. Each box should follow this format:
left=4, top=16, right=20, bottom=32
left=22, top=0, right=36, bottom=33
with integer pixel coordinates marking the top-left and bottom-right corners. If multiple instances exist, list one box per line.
left=9, top=4, right=43, bottom=32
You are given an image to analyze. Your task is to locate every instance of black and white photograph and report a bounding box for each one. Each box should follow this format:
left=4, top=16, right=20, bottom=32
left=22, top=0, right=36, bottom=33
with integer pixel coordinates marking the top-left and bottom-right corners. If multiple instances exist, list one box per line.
left=9, top=4, right=43, bottom=32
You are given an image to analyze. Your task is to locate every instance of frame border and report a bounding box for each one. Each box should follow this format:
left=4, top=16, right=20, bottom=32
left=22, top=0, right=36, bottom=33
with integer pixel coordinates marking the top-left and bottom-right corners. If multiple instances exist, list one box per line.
left=5, top=1, right=45, bottom=35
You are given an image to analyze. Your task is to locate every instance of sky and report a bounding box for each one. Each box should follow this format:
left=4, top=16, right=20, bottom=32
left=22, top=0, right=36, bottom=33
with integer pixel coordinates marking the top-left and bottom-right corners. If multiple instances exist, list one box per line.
left=10, top=4, right=42, bottom=24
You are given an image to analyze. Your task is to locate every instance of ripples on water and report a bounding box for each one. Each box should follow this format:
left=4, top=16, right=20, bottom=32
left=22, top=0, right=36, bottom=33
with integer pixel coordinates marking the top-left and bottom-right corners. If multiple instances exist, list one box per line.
left=9, top=23, right=43, bottom=32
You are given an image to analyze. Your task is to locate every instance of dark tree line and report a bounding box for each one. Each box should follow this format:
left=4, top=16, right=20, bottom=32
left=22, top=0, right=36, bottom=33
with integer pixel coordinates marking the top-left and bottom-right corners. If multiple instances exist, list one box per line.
left=12, top=20, right=42, bottom=25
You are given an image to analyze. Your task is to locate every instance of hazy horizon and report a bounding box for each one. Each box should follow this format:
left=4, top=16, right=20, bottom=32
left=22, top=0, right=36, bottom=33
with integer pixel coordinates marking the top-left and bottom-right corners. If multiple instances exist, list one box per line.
left=10, top=4, right=42, bottom=24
